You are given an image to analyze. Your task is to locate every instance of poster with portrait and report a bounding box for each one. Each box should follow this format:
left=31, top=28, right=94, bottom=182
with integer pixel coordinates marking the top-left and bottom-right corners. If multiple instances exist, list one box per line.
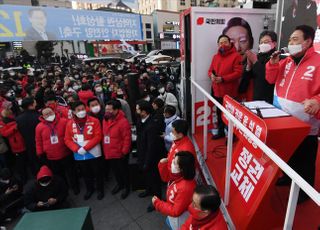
left=188, top=7, right=275, bottom=103
left=0, top=5, right=142, bottom=42
left=280, top=0, right=318, bottom=50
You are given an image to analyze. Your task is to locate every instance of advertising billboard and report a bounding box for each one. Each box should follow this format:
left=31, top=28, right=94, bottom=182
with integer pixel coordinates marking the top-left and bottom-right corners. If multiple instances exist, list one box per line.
left=0, top=5, right=143, bottom=42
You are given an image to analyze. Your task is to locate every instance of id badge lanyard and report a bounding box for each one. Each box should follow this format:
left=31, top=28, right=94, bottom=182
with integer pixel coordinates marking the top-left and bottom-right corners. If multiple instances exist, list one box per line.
left=46, top=123, right=59, bottom=145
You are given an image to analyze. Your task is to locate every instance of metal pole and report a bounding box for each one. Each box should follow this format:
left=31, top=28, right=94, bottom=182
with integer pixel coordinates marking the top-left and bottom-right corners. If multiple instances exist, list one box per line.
left=224, top=120, right=234, bottom=206
left=275, top=0, right=284, bottom=50
left=284, top=182, right=300, bottom=230
left=203, top=96, right=208, bottom=160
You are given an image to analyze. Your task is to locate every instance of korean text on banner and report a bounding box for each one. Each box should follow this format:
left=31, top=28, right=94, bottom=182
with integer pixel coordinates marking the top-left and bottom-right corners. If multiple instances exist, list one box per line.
left=0, top=5, right=143, bottom=42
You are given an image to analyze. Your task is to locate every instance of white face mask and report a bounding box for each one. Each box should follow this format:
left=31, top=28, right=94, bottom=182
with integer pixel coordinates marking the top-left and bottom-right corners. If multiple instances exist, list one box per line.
left=170, top=132, right=178, bottom=141
left=45, top=114, right=55, bottom=122
left=144, top=96, right=150, bottom=102
left=76, top=111, right=86, bottom=118
left=95, top=87, right=103, bottom=93
left=73, top=85, right=80, bottom=91
left=39, top=181, right=51, bottom=187
left=259, top=43, right=272, bottom=53
left=288, top=44, right=303, bottom=55
left=159, top=88, right=165, bottom=94
left=171, top=159, right=180, bottom=174
left=91, top=105, right=101, bottom=114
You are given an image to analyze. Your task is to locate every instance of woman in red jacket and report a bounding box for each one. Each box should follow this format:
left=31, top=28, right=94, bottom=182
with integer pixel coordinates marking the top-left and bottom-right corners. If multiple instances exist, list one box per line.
left=0, top=107, right=27, bottom=184
left=152, top=151, right=196, bottom=230
left=35, top=107, right=79, bottom=195
left=102, top=100, right=131, bottom=199
left=181, top=185, right=228, bottom=230
left=208, top=34, right=243, bottom=139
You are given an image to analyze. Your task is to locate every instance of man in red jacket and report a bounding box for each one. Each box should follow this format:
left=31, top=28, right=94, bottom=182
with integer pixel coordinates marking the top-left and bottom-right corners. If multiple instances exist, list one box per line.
left=266, top=25, right=320, bottom=203
left=44, top=94, right=71, bottom=120
left=78, top=84, right=95, bottom=106
left=102, top=100, right=131, bottom=199
left=208, top=34, right=243, bottom=139
left=36, top=107, right=79, bottom=195
left=181, top=185, right=228, bottom=230
left=64, top=101, right=104, bottom=200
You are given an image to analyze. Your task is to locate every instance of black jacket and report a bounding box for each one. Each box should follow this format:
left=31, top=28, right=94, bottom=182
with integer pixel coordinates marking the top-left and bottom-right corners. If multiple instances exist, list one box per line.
left=0, top=177, right=23, bottom=207
left=136, top=115, right=166, bottom=170
left=24, top=176, right=68, bottom=211
left=252, top=49, right=275, bottom=104
left=16, top=110, right=40, bottom=155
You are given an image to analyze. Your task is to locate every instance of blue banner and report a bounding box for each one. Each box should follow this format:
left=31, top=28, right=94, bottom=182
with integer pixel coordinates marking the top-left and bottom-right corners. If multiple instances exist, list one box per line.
left=0, top=5, right=143, bottom=41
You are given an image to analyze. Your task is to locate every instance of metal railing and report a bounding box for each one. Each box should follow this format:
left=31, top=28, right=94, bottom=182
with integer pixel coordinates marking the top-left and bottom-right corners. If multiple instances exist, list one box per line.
left=190, top=79, right=320, bottom=230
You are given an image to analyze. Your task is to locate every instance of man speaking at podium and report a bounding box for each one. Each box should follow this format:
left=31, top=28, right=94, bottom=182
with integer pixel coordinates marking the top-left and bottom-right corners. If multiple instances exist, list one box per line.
left=266, top=25, right=320, bottom=203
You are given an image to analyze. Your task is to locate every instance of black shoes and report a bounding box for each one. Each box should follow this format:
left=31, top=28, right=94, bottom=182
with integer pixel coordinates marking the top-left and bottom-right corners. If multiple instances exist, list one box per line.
left=276, top=176, right=291, bottom=186
left=111, top=185, right=123, bottom=195
left=120, top=189, right=130, bottom=200
left=97, top=192, right=104, bottom=200
left=138, top=190, right=151, bottom=198
left=84, top=190, right=94, bottom=200
left=147, top=204, right=155, bottom=212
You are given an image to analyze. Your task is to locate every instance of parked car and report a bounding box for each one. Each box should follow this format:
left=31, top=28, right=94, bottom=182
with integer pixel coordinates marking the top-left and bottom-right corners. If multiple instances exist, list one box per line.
left=145, top=55, right=173, bottom=65
left=82, top=56, right=125, bottom=65
left=125, top=53, right=147, bottom=63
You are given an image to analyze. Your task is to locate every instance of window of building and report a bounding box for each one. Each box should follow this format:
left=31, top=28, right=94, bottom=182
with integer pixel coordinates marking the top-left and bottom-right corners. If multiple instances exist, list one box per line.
left=145, top=23, right=151, bottom=29
left=146, top=31, right=152, bottom=39
left=180, top=0, right=185, bottom=6
left=191, top=0, right=196, bottom=6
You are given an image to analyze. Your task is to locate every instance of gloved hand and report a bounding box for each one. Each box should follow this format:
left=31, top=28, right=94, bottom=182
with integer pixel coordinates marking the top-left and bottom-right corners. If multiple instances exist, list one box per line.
left=78, top=147, right=87, bottom=155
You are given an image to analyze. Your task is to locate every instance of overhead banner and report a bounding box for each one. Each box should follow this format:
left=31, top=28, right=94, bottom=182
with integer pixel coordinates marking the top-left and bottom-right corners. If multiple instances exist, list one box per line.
left=0, top=5, right=143, bottom=42
left=70, top=0, right=139, bottom=12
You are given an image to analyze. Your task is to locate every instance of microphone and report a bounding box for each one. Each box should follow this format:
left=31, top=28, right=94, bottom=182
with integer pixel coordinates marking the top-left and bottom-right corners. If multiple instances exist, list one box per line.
left=280, top=47, right=289, bottom=54
left=280, top=47, right=290, bottom=57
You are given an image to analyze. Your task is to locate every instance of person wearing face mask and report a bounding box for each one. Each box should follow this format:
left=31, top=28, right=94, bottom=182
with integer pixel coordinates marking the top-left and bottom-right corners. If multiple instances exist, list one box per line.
left=136, top=100, right=165, bottom=212
left=0, top=106, right=27, bottom=184
left=181, top=185, right=227, bottom=230
left=152, top=152, right=196, bottom=230
left=166, top=120, right=198, bottom=176
left=266, top=25, right=320, bottom=203
left=102, top=100, right=131, bottom=199
left=64, top=101, right=104, bottom=200
left=115, top=91, right=133, bottom=125
left=35, top=107, right=79, bottom=195
left=78, top=84, right=95, bottom=107
left=208, top=34, right=243, bottom=140
left=162, top=105, right=180, bottom=151
left=88, top=98, right=104, bottom=123
left=24, top=165, right=68, bottom=212
left=158, top=84, right=180, bottom=116
left=44, top=94, right=71, bottom=120
left=94, top=83, right=107, bottom=108
left=245, top=31, right=277, bottom=104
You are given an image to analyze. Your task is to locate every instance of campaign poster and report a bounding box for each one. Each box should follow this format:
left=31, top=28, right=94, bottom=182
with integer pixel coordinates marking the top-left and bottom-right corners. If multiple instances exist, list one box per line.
left=0, top=4, right=143, bottom=42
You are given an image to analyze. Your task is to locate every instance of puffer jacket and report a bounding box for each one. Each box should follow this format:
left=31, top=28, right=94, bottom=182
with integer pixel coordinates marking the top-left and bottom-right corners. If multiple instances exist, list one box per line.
left=102, top=110, right=131, bottom=159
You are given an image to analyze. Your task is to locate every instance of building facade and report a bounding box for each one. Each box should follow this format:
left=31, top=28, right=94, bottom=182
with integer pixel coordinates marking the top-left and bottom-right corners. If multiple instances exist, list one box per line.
left=139, top=0, right=203, bottom=14
left=0, top=0, right=72, bottom=8
left=152, top=10, right=180, bottom=49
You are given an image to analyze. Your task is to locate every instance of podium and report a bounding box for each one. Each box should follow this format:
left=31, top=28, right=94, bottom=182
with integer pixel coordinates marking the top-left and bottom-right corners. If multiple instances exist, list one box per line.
left=221, top=96, right=310, bottom=230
